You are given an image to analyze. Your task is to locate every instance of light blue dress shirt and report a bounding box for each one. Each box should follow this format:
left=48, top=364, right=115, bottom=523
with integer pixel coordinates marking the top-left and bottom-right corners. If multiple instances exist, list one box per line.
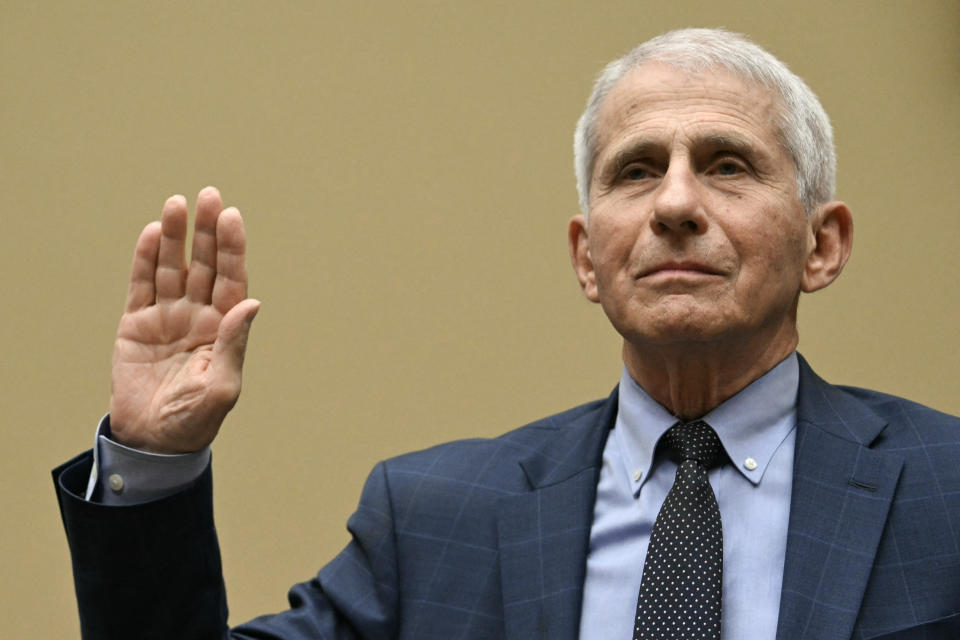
left=578, top=354, right=798, bottom=640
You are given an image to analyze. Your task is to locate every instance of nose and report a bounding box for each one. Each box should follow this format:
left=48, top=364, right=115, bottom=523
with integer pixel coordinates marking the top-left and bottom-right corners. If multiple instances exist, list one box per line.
left=650, top=162, right=707, bottom=235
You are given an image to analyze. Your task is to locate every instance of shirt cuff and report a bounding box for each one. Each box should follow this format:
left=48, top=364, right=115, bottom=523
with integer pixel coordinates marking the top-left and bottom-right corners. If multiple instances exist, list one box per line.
left=84, top=414, right=211, bottom=505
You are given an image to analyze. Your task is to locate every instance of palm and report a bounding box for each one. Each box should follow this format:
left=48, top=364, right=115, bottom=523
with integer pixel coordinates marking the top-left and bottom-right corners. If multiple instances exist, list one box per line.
left=108, top=187, right=260, bottom=453
left=112, top=303, right=224, bottom=450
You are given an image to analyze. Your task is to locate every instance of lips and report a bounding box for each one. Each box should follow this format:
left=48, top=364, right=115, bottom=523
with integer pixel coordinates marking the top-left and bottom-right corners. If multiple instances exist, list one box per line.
left=637, top=260, right=723, bottom=278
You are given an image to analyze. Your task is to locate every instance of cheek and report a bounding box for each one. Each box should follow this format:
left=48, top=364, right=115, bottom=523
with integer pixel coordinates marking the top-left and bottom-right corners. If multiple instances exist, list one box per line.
left=735, top=225, right=808, bottom=295
left=590, top=224, right=637, bottom=273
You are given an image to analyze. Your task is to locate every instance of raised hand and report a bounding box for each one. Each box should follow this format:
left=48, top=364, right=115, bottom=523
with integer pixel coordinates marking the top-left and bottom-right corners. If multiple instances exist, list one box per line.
left=108, top=187, right=260, bottom=453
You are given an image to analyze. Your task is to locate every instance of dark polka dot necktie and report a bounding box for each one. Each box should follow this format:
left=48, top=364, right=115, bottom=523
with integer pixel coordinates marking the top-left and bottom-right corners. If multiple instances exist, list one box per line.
left=633, top=420, right=724, bottom=640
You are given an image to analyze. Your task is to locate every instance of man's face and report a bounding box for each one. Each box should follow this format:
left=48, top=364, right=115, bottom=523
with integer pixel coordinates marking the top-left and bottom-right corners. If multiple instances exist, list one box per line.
left=573, top=63, right=815, bottom=350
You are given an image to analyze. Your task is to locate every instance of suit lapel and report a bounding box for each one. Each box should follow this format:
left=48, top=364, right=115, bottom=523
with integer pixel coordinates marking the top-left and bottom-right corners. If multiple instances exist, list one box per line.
left=492, top=358, right=905, bottom=640
left=498, top=390, right=616, bottom=640
left=776, top=357, right=904, bottom=640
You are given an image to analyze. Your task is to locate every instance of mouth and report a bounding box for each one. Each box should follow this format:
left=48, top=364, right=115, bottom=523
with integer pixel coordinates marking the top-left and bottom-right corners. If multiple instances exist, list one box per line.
left=637, top=260, right=723, bottom=279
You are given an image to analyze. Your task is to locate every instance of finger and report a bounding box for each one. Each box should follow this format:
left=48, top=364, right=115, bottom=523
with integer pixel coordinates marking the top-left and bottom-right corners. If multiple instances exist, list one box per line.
left=211, top=207, right=248, bottom=314
left=156, top=195, right=189, bottom=301
left=211, top=299, right=261, bottom=399
left=186, top=186, right=223, bottom=304
left=124, top=221, right=162, bottom=312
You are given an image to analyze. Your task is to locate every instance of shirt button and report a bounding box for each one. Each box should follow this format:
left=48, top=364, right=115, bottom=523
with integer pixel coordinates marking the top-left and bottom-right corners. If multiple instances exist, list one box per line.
left=108, top=473, right=125, bottom=494
left=743, top=457, right=758, bottom=471
left=633, top=468, right=643, bottom=482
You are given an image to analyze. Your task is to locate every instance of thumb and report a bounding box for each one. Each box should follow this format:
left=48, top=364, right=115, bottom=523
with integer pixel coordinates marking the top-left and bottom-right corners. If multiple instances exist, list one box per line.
left=214, top=298, right=261, bottom=375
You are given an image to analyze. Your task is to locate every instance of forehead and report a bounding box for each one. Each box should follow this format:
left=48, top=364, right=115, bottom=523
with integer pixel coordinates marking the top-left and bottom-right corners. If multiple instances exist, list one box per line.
left=592, top=62, right=784, bottom=163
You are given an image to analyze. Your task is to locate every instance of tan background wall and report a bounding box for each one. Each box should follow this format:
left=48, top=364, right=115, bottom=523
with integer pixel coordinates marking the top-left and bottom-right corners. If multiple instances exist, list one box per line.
left=2, top=1, right=957, bottom=635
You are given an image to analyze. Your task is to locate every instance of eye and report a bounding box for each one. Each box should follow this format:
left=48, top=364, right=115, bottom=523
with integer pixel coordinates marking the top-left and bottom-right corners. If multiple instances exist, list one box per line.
left=709, top=156, right=749, bottom=177
left=621, top=164, right=655, bottom=181
left=715, top=161, right=741, bottom=175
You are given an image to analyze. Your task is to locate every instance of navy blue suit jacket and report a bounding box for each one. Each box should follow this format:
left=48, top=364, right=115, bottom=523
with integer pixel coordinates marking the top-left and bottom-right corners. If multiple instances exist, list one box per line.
left=55, top=357, right=960, bottom=639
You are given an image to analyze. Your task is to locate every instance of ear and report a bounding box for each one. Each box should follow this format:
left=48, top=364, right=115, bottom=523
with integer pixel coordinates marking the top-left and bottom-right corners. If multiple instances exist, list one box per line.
left=801, top=201, right=853, bottom=293
left=568, top=214, right=600, bottom=302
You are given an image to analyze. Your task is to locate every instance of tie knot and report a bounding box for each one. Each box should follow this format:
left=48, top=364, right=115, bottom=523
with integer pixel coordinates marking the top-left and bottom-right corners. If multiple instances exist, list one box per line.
left=665, top=420, right=723, bottom=469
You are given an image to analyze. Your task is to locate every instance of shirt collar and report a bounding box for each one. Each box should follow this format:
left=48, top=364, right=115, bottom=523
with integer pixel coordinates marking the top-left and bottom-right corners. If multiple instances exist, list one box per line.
left=615, top=353, right=799, bottom=495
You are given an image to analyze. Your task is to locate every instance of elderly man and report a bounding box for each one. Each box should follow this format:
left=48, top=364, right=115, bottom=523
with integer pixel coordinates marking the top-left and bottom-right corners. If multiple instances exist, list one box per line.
left=55, top=29, right=959, bottom=640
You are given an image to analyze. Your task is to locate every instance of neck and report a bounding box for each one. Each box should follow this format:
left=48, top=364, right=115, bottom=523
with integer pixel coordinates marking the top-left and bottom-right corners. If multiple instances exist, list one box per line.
left=622, top=327, right=798, bottom=420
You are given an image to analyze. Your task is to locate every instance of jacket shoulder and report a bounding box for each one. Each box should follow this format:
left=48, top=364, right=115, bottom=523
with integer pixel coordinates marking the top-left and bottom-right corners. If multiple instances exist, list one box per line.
left=834, top=384, right=960, bottom=444
left=380, top=395, right=613, bottom=491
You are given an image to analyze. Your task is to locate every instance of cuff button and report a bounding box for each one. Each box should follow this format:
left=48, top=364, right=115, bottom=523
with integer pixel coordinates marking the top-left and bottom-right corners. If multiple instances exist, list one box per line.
left=108, top=473, right=125, bottom=494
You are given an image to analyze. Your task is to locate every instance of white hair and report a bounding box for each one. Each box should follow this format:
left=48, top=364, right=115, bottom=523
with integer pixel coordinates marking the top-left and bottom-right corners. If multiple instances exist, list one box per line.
left=573, top=28, right=836, bottom=215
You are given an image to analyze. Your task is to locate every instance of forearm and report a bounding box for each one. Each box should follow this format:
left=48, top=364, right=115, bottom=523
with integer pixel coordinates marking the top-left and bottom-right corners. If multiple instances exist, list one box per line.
left=55, top=451, right=401, bottom=639
left=54, top=452, right=228, bottom=639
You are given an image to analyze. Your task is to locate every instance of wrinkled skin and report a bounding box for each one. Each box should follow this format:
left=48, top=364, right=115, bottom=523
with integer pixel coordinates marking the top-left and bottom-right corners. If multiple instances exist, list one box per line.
left=569, top=64, right=852, bottom=418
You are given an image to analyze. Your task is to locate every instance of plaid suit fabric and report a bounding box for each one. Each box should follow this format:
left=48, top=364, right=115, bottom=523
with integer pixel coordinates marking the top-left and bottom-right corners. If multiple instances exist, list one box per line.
left=779, top=375, right=960, bottom=640
left=305, top=397, right=613, bottom=639
left=55, top=356, right=960, bottom=639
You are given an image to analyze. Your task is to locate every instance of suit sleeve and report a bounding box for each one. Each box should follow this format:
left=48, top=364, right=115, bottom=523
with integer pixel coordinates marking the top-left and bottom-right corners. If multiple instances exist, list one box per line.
left=53, top=452, right=400, bottom=639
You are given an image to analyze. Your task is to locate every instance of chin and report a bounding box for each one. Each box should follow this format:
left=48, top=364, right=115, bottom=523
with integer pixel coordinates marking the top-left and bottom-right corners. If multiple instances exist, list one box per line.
left=630, top=325, right=726, bottom=346
left=616, top=306, right=753, bottom=348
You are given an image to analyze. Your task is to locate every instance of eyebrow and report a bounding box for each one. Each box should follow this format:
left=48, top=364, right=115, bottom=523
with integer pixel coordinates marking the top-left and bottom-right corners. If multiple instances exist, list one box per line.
left=612, top=140, right=659, bottom=165
left=699, top=133, right=760, bottom=160
left=599, top=139, right=661, bottom=180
